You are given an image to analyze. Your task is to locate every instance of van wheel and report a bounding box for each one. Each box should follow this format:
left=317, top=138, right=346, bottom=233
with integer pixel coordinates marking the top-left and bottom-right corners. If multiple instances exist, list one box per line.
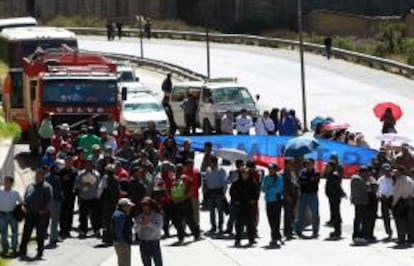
left=203, top=119, right=212, bottom=135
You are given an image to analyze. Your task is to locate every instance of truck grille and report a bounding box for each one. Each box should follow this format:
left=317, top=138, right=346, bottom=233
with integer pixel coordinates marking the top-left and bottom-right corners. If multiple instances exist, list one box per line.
left=51, top=114, right=109, bottom=131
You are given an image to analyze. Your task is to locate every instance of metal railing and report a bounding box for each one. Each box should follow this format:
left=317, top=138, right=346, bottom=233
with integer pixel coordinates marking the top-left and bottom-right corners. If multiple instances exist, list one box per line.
left=88, top=50, right=207, bottom=81
left=69, top=26, right=414, bottom=78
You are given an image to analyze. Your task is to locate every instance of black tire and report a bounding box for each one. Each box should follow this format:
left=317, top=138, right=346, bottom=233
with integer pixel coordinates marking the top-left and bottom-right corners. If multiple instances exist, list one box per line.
left=203, top=119, right=212, bottom=135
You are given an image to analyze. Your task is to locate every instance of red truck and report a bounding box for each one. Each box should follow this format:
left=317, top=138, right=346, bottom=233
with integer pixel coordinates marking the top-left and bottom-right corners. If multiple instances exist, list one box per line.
left=22, top=45, right=120, bottom=153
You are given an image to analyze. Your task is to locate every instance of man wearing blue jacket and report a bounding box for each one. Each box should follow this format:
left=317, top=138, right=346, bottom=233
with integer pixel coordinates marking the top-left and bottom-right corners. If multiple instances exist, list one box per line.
left=261, top=163, right=284, bottom=247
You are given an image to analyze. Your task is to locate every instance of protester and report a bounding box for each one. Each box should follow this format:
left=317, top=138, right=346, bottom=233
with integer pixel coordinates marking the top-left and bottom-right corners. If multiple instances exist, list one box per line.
left=20, top=169, right=52, bottom=260
left=170, top=164, right=200, bottom=243
left=377, top=163, right=394, bottom=240
left=381, top=107, right=397, bottom=134
left=230, top=167, right=259, bottom=247
left=324, top=35, right=333, bottom=59
left=295, top=159, right=320, bottom=238
left=161, top=73, right=172, bottom=97
left=221, top=110, right=234, bottom=135
left=0, top=176, right=22, bottom=257
left=205, top=156, right=227, bottom=234
left=112, top=198, right=134, bottom=266
left=116, top=21, right=123, bottom=40
left=235, top=109, right=253, bottom=135
left=255, top=111, right=275, bottom=135
left=324, top=162, right=345, bottom=238
left=38, top=113, right=54, bottom=154
left=224, top=159, right=244, bottom=235
left=261, top=163, right=284, bottom=247
left=59, top=158, right=77, bottom=238
left=392, top=165, right=414, bottom=247
left=180, top=94, right=198, bottom=135
left=76, top=158, right=101, bottom=238
left=183, top=159, right=200, bottom=226
left=136, top=197, right=163, bottom=266
left=99, top=164, right=120, bottom=244
left=351, top=166, right=371, bottom=244
left=144, top=17, right=152, bottom=39
left=279, top=108, right=298, bottom=136
left=281, top=158, right=299, bottom=240
left=46, top=166, right=63, bottom=246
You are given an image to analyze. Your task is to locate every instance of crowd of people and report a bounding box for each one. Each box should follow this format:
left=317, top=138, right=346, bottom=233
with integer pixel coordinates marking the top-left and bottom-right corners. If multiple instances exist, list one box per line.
left=0, top=90, right=413, bottom=266
left=0, top=117, right=413, bottom=265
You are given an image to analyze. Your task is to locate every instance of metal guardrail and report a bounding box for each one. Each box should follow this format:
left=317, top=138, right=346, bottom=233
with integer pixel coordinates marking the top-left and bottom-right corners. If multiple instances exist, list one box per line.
left=69, top=26, right=414, bottom=77
left=87, top=50, right=207, bottom=81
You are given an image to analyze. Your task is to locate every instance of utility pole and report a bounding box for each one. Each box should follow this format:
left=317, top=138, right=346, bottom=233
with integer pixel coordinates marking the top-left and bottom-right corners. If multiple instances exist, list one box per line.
left=297, top=0, right=308, bottom=132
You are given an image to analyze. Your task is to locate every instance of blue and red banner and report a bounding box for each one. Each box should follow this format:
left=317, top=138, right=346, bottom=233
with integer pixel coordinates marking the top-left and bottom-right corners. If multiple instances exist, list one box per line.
left=174, top=135, right=378, bottom=178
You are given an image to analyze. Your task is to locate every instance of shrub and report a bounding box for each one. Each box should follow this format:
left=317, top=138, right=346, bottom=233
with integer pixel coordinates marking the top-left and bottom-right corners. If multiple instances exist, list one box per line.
left=45, top=15, right=105, bottom=28
left=0, top=120, right=21, bottom=140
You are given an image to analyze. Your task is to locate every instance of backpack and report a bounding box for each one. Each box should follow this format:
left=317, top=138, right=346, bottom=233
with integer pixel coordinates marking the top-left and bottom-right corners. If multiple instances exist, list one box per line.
left=171, top=179, right=185, bottom=201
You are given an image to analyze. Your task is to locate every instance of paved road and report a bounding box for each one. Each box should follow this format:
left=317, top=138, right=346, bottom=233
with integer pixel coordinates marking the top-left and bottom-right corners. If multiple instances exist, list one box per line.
left=79, top=36, right=414, bottom=147
left=8, top=37, right=414, bottom=266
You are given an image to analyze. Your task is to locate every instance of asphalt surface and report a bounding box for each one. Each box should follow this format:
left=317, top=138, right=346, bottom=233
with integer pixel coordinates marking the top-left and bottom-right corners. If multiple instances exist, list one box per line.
left=79, top=36, right=414, bottom=147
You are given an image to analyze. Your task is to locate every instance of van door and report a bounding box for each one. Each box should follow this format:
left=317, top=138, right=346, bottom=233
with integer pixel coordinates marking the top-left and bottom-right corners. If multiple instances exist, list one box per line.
left=188, top=87, right=202, bottom=125
left=199, top=87, right=213, bottom=126
left=170, top=86, right=187, bottom=128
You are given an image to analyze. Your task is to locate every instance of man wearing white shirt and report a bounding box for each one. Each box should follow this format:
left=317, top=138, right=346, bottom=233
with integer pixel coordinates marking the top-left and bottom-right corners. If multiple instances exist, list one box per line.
left=220, top=111, right=234, bottom=135
left=235, top=109, right=253, bottom=135
left=377, top=164, right=393, bottom=239
left=255, top=111, right=275, bottom=135
left=0, top=176, right=22, bottom=256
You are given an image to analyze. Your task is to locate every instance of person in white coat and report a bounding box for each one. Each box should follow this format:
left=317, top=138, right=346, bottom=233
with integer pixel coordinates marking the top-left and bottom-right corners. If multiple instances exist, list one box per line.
left=255, top=111, right=275, bottom=135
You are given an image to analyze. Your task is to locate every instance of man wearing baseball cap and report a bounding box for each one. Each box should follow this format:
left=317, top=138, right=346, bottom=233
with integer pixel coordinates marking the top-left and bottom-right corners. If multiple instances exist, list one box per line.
left=112, top=198, right=135, bottom=266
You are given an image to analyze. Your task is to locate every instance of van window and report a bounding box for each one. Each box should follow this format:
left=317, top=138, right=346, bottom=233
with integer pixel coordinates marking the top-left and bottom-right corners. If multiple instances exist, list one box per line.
left=171, top=86, right=186, bottom=102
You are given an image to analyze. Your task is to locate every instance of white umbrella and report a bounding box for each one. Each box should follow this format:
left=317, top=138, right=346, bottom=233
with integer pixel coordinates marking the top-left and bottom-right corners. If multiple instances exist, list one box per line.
left=376, top=133, right=412, bottom=144
left=216, top=148, right=248, bottom=162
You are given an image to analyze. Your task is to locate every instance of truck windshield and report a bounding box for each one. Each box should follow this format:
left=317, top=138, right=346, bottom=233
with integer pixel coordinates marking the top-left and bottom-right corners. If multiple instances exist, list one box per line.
left=211, top=87, right=254, bottom=104
left=118, top=71, right=134, bottom=82
left=42, top=79, right=117, bottom=105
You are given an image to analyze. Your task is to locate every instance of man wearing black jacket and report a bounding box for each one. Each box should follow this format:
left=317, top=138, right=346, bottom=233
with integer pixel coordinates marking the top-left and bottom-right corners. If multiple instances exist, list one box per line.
left=230, top=167, right=259, bottom=247
left=59, top=158, right=77, bottom=238
left=20, top=169, right=52, bottom=260
left=99, top=165, right=120, bottom=244
left=128, top=167, right=147, bottom=215
left=281, top=158, right=299, bottom=240
left=295, top=159, right=320, bottom=238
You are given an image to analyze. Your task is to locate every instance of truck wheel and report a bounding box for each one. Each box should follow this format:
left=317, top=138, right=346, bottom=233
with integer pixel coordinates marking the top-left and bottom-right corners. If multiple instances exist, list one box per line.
left=203, top=119, right=212, bottom=135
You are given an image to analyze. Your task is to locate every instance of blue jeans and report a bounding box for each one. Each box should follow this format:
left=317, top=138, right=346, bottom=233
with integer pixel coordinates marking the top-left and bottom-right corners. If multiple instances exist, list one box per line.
left=0, top=212, right=18, bottom=252
left=49, top=200, right=62, bottom=242
left=139, top=240, right=163, bottom=266
left=208, top=192, right=224, bottom=231
left=295, top=193, right=320, bottom=235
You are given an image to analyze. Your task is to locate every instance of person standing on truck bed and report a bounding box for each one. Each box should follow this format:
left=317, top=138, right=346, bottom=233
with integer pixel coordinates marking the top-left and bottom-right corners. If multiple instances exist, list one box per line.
left=161, top=73, right=172, bottom=97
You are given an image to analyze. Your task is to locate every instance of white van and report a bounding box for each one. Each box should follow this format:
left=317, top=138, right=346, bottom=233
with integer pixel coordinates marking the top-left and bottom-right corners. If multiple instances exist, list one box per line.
left=170, top=78, right=260, bottom=134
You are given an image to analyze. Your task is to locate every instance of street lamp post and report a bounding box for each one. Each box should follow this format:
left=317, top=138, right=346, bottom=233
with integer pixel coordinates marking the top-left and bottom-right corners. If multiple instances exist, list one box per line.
left=136, top=15, right=144, bottom=59
left=297, top=0, right=308, bottom=132
left=206, top=22, right=211, bottom=79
